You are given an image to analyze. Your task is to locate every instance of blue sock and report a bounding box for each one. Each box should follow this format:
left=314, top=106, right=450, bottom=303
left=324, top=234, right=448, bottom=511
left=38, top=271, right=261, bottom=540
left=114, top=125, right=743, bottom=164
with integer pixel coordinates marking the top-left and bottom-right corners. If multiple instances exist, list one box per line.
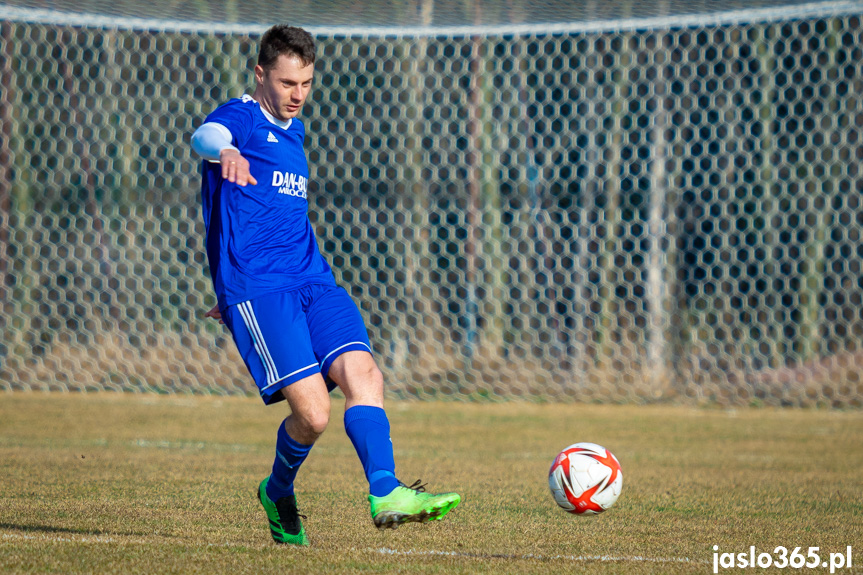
left=344, top=405, right=399, bottom=497
left=265, top=419, right=313, bottom=502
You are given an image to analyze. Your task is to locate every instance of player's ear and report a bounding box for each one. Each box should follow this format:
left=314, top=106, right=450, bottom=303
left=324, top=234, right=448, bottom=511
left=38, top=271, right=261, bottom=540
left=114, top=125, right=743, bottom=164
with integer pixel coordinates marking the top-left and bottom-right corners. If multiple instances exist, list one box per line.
left=254, top=64, right=266, bottom=85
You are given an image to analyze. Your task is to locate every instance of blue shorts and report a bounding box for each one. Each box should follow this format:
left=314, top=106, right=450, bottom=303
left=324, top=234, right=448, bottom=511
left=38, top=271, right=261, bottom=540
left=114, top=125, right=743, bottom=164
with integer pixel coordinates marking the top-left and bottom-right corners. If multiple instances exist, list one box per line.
left=222, top=284, right=372, bottom=405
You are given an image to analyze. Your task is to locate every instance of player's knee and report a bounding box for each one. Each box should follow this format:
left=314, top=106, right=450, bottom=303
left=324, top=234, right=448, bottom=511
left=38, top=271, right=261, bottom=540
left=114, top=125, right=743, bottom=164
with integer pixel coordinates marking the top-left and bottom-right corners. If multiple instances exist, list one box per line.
left=351, top=363, right=384, bottom=399
left=351, top=363, right=384, bottom=406
left=304, top=410, right=330, bottom=437
left=366, top=363, right=384, bottom=389
left=291, top=408, right=329, bottom=441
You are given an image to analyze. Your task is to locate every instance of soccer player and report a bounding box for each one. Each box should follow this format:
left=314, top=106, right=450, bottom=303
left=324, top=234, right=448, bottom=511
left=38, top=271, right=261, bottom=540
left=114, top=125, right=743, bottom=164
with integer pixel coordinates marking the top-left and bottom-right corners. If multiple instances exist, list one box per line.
left=190, top=25, right=460, bottom=546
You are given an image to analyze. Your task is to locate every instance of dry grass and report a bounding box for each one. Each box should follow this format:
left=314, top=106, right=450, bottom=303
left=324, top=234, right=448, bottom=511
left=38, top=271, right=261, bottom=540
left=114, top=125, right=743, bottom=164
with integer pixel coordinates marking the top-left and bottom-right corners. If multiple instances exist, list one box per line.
left=5, top=326, right=861, bottom=407
left=0, top=393, right=861, bottom=574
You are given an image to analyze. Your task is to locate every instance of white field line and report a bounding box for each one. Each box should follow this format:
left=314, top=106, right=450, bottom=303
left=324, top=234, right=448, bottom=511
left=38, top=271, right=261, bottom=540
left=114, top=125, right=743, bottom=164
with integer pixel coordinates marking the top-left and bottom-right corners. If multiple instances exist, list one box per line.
left=1, top=532, right=149, bottom=545
left=130, top=438, right=255, bottom=452
left=1, top=533, right=708, bottom=565
left=368, top=546, right=709, bottom=565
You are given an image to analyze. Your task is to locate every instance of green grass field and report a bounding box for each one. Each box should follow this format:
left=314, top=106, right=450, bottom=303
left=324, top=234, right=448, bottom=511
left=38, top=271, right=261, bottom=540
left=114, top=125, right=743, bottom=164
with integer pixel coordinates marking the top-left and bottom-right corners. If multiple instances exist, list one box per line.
left=0, top=393, right=860, bottom=574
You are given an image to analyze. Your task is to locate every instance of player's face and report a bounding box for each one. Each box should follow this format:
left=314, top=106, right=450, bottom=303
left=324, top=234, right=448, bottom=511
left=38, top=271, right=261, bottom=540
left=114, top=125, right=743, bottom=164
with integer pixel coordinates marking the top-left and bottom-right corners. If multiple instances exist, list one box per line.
left=254, top=54, right=314, bottom=122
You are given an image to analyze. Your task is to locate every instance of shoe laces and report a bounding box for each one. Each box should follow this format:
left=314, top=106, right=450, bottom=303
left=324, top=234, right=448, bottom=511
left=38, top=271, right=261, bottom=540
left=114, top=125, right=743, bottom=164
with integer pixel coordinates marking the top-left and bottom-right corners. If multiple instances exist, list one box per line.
left=402, top=479, right=427, bottom=493
left=274, top=496, right=307, bottom=530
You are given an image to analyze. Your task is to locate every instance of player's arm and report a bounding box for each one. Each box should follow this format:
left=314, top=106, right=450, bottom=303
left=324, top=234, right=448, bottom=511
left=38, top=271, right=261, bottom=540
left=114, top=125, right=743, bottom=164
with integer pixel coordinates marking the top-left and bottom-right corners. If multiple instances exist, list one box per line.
left=191, top=122, right=258, bottom=186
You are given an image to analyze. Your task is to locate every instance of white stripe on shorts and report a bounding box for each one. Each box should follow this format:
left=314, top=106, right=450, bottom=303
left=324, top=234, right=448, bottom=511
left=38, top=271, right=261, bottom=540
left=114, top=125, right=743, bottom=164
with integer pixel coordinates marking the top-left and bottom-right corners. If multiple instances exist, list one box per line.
left=259, top=362, right=319, bottom=394
left=319, top=341, right=373, bottom=370
left=237, top=300, right=279, bottom=385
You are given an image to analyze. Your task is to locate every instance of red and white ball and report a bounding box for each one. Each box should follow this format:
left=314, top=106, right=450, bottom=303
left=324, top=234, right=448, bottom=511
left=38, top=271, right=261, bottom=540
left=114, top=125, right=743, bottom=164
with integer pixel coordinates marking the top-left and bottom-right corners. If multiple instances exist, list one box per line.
left=548, top=442, right=622, bottom=515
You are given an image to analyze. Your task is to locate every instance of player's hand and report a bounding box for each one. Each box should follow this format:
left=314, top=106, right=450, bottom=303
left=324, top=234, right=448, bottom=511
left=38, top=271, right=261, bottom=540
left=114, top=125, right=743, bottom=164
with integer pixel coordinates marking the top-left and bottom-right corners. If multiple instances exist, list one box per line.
left=204, top=304, right=224, bottom=324
left=219, top=149, right=258, bottom=187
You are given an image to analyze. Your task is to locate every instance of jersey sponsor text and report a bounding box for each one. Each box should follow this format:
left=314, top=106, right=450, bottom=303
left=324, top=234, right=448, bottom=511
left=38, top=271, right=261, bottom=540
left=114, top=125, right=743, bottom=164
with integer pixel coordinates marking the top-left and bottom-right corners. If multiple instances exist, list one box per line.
left=271, top=170, right=308, bottom=198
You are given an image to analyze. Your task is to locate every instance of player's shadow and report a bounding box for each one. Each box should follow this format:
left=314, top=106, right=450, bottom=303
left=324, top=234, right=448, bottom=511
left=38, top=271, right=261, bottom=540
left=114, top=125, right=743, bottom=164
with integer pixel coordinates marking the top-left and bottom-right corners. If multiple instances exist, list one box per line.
left=0, top=522, right=146, bottom=537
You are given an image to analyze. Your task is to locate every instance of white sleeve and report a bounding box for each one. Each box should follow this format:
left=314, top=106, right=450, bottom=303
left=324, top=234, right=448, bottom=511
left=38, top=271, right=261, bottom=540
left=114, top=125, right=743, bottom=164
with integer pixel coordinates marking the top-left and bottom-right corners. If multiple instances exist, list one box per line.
left=190, top=122, right=239, bottom=162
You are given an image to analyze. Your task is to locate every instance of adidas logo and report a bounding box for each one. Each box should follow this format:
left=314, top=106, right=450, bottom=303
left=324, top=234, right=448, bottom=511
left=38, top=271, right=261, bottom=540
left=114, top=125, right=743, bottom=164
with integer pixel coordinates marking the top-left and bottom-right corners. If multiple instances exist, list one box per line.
left=267, top=132, right=278, bottom=143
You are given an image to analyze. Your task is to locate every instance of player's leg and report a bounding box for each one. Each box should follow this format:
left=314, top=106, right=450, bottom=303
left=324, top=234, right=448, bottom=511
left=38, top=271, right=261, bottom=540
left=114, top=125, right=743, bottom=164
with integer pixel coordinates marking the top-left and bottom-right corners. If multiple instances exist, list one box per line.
left=264, top=371, right=329, bottom=499
left=305, top=285, right=461, bottom=528
left=256, top=373, right=329, bottom=546
left=268, top=373, right=330, bottom=499
left=301, top=285, right=398, bottom=497
left=221, top=292, right=326, bottom=545
left=327, top=351, right=398, bottom=496
left=278, top=372, right=331, bottom=443
left=329, top=351, right=460, bottom=528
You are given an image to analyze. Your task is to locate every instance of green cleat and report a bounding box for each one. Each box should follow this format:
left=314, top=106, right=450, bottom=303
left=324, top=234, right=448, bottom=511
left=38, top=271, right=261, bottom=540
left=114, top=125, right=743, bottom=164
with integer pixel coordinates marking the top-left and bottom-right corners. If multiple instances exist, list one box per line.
left=369, top=480, right=461, bottom=529
left=256, top=477, right=310, bottom=546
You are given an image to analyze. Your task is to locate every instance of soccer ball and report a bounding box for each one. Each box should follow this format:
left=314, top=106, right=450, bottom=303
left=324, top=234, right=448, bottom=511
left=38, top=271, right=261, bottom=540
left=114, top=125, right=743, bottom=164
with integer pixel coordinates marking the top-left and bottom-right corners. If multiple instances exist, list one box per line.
left=548, top=442, right=622, bottom=515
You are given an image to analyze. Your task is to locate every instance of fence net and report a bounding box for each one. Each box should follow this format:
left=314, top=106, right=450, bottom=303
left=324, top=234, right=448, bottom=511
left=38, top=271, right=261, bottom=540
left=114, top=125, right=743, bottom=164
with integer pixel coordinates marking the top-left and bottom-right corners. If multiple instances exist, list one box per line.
left=1, top=1, right=862, bottom=406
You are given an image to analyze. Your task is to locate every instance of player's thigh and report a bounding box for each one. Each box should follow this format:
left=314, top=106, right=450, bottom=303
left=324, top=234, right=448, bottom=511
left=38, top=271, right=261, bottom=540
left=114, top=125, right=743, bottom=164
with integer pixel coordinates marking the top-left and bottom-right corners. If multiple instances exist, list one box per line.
left=327, top=350, right=384, bottom=408
left=222, top=291, right=322, bottom=405
left=303, top=285, right=373, bottom=385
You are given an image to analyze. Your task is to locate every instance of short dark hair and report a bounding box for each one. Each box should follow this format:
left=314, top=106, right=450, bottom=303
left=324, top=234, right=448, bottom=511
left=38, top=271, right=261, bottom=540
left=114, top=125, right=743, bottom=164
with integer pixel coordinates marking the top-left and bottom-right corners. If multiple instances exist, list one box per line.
left=258, top=25, right=316, bottom=70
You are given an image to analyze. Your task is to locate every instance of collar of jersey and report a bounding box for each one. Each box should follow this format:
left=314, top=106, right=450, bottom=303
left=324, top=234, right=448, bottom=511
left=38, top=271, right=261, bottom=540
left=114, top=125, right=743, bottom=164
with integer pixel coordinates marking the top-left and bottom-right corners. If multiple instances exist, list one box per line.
left=243, top=94, right=293, bottom=131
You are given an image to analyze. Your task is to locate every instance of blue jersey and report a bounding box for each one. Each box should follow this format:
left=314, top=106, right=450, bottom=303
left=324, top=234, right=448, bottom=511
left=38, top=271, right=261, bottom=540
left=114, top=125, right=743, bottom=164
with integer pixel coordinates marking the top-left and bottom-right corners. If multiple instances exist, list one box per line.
left=199, top=95, right=335, bottom=308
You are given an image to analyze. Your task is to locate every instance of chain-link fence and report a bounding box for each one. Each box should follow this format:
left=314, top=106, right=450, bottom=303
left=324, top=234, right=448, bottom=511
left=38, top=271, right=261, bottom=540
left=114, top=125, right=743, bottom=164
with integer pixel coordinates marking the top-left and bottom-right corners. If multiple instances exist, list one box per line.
left=1, top=3, right=862, bottom=406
